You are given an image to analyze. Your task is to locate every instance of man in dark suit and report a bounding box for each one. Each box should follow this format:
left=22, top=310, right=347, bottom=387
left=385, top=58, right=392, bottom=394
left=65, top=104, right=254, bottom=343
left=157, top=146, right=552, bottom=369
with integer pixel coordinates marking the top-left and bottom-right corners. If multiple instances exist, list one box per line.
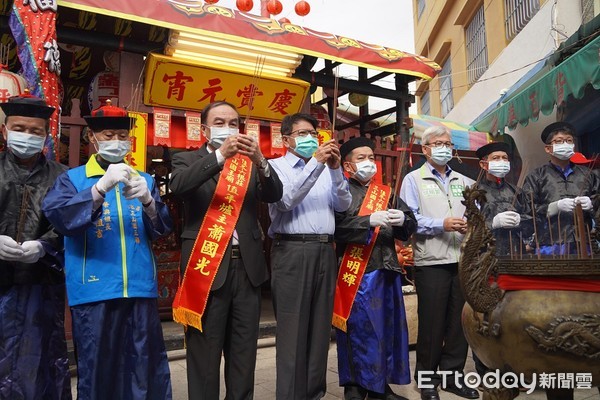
left=170, top=101, right=283, bottom=400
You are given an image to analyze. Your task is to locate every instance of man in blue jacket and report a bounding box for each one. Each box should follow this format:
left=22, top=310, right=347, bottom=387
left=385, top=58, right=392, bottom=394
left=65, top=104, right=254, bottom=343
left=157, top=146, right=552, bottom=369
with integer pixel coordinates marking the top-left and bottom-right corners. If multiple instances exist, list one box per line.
left=43, top=101, right=173, bottom=400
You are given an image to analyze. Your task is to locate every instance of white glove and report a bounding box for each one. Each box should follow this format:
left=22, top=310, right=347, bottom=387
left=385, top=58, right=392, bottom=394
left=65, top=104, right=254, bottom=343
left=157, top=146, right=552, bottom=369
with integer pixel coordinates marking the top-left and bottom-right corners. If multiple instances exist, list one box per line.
left=388, top=209, right=406, bottom=227
left=96, top=163, right=133, bottom=195
left=575, top=196, right=593, bottom=211
left=548, top=198, right=576, bottom=216
left=0, top=235, right=23, bottom=261
left=20, top=241, right=46, bottom=264
left=123, top=176, right=153, bottom=205
left=491, top=211, right=521, bottom=229
left=369, top=210, right=389, bottom=227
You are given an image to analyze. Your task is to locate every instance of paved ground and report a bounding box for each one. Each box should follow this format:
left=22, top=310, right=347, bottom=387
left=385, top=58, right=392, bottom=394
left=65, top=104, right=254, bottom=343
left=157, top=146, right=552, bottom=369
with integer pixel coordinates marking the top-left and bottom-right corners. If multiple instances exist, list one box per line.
left=70, top=336, right=600, bottom=400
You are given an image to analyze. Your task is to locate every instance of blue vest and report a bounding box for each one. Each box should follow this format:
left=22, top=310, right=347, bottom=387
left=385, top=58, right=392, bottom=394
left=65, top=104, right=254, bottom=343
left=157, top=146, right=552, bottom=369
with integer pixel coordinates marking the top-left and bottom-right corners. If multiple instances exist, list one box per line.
left=64, top=159, right=158, bottom=306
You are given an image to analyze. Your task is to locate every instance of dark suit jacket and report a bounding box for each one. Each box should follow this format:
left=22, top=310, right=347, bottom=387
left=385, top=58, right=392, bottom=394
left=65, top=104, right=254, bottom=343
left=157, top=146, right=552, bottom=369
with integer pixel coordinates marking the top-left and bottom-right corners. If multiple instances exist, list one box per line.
left=170, top=145, right=283, bottom=290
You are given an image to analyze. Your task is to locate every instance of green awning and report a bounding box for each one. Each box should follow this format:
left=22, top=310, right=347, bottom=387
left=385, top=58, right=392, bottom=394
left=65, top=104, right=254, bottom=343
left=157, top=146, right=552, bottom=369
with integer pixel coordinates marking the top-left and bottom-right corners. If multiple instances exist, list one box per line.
left=473, top=34, right=600, bottom=133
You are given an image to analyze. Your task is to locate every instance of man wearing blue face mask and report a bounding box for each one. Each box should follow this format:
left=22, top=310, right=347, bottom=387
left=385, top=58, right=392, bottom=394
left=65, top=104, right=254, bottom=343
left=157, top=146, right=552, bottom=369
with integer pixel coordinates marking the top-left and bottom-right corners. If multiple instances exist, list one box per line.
left=523, top=122, right=600, bottom=256
left=170, top=100, right=283, bottom=400
left=0, top=93, right=71, bottom=399
left=399, top=126, right=477, bottom=400
left=268, top=113, right=352, bottom=400
left=43, top=100, right=173, bottom=399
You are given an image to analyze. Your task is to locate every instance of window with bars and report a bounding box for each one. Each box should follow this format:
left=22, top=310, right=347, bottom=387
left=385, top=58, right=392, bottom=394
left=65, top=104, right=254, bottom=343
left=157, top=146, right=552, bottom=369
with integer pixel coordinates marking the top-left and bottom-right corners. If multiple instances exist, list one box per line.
left=582, top=0, right=600, bottom=24
left=420, top=90, right=430, bottom=115
left=466, top=6, right=488, bottom=85
left=439, top=58, right=454, bottom=117
left=504, top=0, right=540, bottom=41
left=417, top=0, right=426, bottom=19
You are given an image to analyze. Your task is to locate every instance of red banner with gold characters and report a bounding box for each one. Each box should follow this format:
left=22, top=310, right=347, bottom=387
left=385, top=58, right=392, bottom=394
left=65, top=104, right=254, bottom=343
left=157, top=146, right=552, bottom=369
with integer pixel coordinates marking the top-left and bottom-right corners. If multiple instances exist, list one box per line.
left=172, top=155, right=252, bottom=331
left=332, top=183, right=391, bottom=332
left=9, top=0, right=61, bottom=159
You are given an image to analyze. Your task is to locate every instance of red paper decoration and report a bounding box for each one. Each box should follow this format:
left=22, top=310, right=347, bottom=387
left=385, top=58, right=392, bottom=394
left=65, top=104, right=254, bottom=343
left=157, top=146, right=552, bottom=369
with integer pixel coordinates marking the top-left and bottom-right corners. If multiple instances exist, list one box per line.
left=236, top=0, right=254, bottom=12
left=204, top=0, right=219, bottom=4
left=267, top=0, right=283, bottom=15
left=294, top=1, right=310, bottom=16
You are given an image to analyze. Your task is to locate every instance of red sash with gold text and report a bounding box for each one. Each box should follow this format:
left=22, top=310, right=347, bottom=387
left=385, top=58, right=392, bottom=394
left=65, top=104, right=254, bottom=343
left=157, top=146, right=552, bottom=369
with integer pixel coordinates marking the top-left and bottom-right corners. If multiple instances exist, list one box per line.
left=332, top=183, right=391, bottom=332
left=173, top=155, right=251, bottom=331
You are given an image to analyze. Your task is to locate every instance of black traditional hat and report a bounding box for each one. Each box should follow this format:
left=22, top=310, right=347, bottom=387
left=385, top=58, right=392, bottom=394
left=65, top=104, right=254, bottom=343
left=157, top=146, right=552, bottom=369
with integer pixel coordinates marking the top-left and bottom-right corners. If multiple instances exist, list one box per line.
left=84, top=100, right=135, bottom=131
left=476, top=142, right=511, bottom=160
left=540, top=121, right=575, bottom=143
left=0, top=93, right=55, bottom=120
left=340, top=136, right=375, bottom=161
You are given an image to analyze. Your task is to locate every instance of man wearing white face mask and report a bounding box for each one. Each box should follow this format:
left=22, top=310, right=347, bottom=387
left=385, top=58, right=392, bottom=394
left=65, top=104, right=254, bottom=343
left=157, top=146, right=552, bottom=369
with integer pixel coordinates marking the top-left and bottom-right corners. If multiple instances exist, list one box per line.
left=170, top=101, right=283, bottom=400
left=523, top=122, right=600, bottom=255
left=333, top=137, right=416, bottom=400
left=0, top=94, right=71, bottom=399
left=43, top=100, right=174, bottom=399
left=399, top=126, right=477, bottom=400
left=475, top=142, right=532, bottom=257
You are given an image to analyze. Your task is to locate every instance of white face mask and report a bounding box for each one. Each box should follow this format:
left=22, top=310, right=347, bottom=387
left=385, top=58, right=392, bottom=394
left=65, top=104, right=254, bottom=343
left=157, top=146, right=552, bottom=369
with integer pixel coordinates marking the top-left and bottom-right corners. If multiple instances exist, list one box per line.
left=430, top=146, right=453, bottom=166
left=96, top=139, right=131, bottom=163
left=552, top=142, right=575, bottom=160
left=7, top=130, right=46, bottom=158
left=353, top=160, right=377, bottom=182
left=208, top=126, right=238, bottom=149
left=487, top=160, right=510, bottom=178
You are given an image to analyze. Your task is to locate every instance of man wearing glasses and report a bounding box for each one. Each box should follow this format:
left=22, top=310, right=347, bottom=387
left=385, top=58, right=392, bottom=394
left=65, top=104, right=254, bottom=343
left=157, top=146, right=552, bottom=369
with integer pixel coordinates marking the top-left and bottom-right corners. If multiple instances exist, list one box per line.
left=522, top=121, right=599, bottom=256
left=268, top=113, right=352, bottom=399
left=399, top=126, right=477, bottom=400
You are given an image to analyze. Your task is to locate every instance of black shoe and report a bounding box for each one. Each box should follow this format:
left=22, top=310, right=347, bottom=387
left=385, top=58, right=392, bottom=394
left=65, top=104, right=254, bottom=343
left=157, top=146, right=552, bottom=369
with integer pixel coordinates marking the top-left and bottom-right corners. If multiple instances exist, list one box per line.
left=420, top=388, right=440, bottom=400
left=345, top=385, right=368, bottom=400
left=442, top=385, right=480, bottom=399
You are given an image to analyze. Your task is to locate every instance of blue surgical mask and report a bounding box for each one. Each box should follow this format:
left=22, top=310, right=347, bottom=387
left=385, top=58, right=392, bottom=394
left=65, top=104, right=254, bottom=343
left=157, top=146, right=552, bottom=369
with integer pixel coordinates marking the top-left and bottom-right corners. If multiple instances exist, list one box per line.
left=552, top=143, right=575, bottom=160
left=354, top=160, right=377, bottom=182
left=7, top=130, right=46, bottom=158
left=430, top=146, right=453, bottom=166
left=209, top=126, right=238, bottom=149
left=293, top=136, right=319, bottom=159
left=96, top=139, right=131, bottom=163
left=487, top=160, right=510, bottom=178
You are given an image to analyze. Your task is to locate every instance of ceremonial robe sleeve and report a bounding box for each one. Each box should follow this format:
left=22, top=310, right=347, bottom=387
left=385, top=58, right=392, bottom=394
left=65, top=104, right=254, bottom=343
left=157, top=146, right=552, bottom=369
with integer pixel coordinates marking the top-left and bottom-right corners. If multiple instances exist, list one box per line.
left=392, top=197, right=417, bottom=241
left=42, top=172, right=103, bottom=237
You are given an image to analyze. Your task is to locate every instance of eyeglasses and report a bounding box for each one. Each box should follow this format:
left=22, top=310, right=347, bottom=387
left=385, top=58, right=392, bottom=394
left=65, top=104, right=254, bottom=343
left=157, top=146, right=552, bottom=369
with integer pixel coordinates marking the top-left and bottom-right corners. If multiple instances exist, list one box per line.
left=425, top=141, right=454, bottom=149
left=290, top=129, right=319, bottom=138
left=550, top=139, right=574, bottom=145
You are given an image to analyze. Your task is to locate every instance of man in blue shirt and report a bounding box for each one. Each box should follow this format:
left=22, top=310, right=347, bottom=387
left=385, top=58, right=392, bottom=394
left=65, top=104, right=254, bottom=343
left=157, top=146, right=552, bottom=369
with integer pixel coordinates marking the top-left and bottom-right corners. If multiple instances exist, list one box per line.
left=268, top=113, right=352, bottom=399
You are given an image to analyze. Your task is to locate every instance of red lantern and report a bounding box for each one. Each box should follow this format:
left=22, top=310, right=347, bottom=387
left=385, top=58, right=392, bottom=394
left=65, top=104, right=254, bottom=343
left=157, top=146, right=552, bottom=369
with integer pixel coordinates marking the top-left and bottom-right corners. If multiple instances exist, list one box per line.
left=294, top=0, right=310, bottom=16
left=236, top=0, right=254, bottom=12
left=204, top=0, right=219, bottom=4
left=267, top=0, right=283, bottom=15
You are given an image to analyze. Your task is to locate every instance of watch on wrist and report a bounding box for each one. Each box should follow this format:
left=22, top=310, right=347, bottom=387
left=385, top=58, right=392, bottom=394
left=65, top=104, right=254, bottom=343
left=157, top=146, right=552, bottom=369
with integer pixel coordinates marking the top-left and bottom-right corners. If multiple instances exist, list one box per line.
left=258, top=157, right=268, bottom=170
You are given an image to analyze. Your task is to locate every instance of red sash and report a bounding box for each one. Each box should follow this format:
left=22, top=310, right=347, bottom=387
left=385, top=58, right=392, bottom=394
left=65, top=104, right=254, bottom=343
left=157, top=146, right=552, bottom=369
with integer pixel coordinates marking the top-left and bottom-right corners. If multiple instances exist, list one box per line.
left=332, top=183, right=391, bottom=331
left=172, top=155, right=252, bottom=331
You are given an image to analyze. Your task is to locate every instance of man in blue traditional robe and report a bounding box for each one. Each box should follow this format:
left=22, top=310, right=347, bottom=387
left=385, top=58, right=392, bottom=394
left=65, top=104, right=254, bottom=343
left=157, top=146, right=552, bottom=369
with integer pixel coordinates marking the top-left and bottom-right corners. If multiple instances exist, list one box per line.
left=42, top=101, right=173, bottom=400
left=0, top=94, right=71, bottom=400
left=334, top=137, right=417, bottom=400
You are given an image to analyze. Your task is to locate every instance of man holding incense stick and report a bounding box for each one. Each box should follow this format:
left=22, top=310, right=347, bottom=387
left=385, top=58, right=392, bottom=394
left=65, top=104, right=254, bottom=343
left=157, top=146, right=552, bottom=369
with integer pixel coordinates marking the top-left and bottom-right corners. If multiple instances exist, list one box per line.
left=0, top=94, right=71, bottom=399
left=475, top=141, right=532, bottom=257
left=333, top=137, right=416, bottom=400
left=523, top=122, right=599, bottom=256
left=170, top=101, right=283, bottom=399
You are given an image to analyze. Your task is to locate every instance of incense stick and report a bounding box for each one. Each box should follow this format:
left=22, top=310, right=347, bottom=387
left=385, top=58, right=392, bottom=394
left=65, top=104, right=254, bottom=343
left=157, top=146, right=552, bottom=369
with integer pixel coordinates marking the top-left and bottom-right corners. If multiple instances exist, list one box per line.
left=331, top=66, right=339, bottom=135
left=244, top=55, right=266, bottom=131
left=529, top=192, right=541, bottom=259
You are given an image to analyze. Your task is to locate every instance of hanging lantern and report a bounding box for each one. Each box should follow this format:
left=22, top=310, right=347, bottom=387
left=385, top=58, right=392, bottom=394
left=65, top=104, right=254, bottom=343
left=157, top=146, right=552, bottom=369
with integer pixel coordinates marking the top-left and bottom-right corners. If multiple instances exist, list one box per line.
left=348, top=93, right=369, bottom=107
left=267, top=0, right=283, bottom=15
left=0, top=66, right=27, bottom=126
left=236, top=0, right=254, bottom=12
left=294, top=1, right=310, bottom=16
left=204, top=0, right=219, bottom=4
